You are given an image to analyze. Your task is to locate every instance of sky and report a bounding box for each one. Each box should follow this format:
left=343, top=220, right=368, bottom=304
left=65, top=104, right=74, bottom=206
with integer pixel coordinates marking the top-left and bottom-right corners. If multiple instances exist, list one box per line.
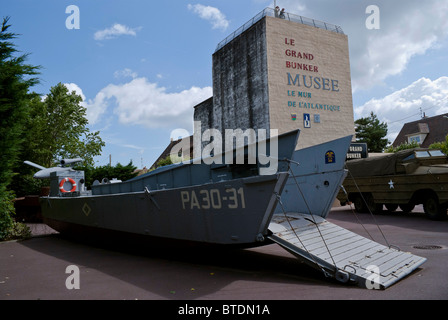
left=3, top=0, right=448, bottom=168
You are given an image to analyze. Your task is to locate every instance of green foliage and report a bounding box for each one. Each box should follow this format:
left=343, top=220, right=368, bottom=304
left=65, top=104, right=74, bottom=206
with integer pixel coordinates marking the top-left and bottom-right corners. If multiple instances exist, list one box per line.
left=76, top=162, right=138, bottom=189
left=10, top=168, right=48, bottom=198
left=355, top=112, right=389, bottom=153
left=12, top=83, right=106, bottom=197
left=429, top=134, right=448, bottom=155
left=0, top=17, right=40, bottom=191
left=384, top=141, right=420, bottom=153
left=385, top=135, right=448, bottom=155
left=0, top=190, right=16, bottom=240
left=0, top=190, right=31, bottom=241
left=0, top=17, right=39, bottom=239
left=153, top=155, right=185, bottom=170
left=22, top=83, right=105, bottom=168
left=4, top=221, right=31, bottom=241
left=155, top=155, right=174, bottom=168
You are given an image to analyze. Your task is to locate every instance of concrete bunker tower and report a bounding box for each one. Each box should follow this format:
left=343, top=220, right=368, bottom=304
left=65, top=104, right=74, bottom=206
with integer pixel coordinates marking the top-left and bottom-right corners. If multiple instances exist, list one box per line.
left=194, top=8, right=355, bottom=150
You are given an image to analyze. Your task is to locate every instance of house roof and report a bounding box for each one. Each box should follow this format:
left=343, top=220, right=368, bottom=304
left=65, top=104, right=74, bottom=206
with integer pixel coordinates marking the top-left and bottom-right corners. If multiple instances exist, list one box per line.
left=392, top=113, right=448, bottom=148
left=150, top=136, right=194, bottom=169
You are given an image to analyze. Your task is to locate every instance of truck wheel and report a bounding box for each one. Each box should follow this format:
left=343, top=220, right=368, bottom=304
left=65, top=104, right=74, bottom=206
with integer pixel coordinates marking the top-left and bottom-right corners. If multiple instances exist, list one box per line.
left=353, top=195, right=367, bottom=213
left=385, top=204, right=398, bottom=212
left=366, top=194, right=383, bottom=214
left=399, top=204, right=415, bottom=213
left=423, top=195, right=447, bottom=221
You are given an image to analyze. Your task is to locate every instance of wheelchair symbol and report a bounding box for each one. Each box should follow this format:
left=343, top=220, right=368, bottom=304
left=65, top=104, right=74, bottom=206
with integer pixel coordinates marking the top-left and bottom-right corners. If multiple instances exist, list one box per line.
left=304, top=114, right=311, bottom=128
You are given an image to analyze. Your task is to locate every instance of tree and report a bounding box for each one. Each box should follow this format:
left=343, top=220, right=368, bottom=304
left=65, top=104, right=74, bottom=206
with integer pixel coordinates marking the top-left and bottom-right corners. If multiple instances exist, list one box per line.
left=76, top=162, right=138, bottom=189
left=152, top=154, right=185, bottom=170
left=355, top=112, right=389, bottom=152
left=11, top=83, right=106, bottom=197
left=0, top=17, right=40, bottom=189
left=0, top=17, right=40, bottom=240
left=154, top=155, right=175, bottom=168
left=24, top=83, right=105, bottom=168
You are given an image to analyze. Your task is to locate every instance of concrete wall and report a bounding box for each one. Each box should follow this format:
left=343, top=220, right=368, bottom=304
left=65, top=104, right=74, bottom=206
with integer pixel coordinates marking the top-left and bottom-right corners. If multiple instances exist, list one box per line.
left=210, top=18, right=270, bottom=133
left=193, top=97, right=214, bottom=140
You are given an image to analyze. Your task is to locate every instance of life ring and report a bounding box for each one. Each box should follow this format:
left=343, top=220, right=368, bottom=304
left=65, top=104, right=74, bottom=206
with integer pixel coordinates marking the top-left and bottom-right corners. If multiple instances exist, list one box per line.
left=59, top=177, right=77, bottom=193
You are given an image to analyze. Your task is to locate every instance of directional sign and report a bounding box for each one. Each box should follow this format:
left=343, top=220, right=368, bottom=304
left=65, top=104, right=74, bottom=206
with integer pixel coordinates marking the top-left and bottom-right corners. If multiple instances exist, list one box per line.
left=346, top=143, right=368, bottom=160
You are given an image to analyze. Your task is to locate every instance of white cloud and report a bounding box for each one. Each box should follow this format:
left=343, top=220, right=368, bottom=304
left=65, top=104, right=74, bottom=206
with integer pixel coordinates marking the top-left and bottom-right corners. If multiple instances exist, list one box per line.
left=355, top=76, right=448, bottom=143
left=84, top=90, right=110, bottom=125
left=64, top=83, right=109, bottom=127
left=64, top=83, right=89, bottom=112
left=94, top=23, right=141, bottom=40
left=71, top=79, right=213, bottom=130
left=64, top=83, right=85, bottom=101
left=278, top=0, right=448, bottom=91
left=269, top=0, right=306, bottom=13
left=114, top=68, right=138, bottom=79
left=82, top=77, right=213, bottom=131
left=121, top=144, right=146, bottom=154
left=351, top=2, right=448, bottom=91
left=187, top=4, right=229, bottom=31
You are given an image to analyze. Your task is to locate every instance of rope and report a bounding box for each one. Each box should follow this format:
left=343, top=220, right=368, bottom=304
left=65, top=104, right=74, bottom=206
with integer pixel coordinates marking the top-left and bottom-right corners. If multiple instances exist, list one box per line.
left=340, top=185, right=375, bottom=241
left=345, top=168, right=393, bottom=249
left=274, top=192, right=331, bottom=278
left=287, top=164, right=338, bottom=269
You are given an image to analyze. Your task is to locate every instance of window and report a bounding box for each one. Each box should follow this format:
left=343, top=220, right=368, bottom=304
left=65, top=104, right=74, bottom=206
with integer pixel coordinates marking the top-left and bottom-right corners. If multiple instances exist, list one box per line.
left=428, top=150, right=446, bottom=157
left=408, top=135, right=421, bottom=144
left=415, top=151, right=430, bottom=158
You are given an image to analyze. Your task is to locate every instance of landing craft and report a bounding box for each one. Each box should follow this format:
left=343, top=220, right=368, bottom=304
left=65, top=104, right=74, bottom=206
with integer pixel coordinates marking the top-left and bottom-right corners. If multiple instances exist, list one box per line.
left=27, top=132, right=426, bottom=289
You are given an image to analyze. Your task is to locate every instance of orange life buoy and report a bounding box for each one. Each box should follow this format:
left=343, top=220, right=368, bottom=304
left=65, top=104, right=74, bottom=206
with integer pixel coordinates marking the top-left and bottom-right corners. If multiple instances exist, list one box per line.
left=59, top=177, right=77, bottom=193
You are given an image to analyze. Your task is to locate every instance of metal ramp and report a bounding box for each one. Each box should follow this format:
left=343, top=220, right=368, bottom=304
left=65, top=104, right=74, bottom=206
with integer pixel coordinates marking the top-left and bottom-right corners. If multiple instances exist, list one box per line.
left=268, top=213, right=427, bottom=289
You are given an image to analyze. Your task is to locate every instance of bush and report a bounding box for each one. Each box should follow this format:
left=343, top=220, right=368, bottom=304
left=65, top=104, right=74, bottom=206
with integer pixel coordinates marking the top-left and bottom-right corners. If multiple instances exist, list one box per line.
left=429, top=134, right=448, bottom=155
left=0, top=17, right=37, bottom=242
left=76, top=161, right=138, bottom=189
left=0, top=190, right=31, bottom=241
left=153, top=155, right=186, bottom=170
left=5, top=221, right=31, bottom=241
left=0, top=190, right=16, bottom=240
left=384, top=141, right=420, bottom=153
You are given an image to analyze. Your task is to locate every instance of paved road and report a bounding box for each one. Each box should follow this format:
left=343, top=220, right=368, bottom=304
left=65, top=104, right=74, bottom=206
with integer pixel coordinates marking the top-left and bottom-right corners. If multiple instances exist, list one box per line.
left=1, top=205, right=447, bottom=301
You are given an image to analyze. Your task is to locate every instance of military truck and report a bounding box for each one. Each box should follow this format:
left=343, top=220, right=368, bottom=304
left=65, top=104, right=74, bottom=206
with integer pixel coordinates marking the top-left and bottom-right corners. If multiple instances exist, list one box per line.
left=337, top=148, right=448, bottom=220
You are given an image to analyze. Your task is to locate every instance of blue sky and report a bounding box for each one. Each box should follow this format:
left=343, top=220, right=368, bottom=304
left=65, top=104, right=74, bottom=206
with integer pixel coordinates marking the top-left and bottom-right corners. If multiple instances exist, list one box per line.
left=4, top=0, right=448, bottom=167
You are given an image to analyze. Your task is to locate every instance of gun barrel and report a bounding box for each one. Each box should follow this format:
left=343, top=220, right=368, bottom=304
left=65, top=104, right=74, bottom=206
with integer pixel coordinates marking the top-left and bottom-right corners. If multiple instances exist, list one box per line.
left=24, top=161, right=46, bottom=170
left=60, top=158, right=83, bottom=166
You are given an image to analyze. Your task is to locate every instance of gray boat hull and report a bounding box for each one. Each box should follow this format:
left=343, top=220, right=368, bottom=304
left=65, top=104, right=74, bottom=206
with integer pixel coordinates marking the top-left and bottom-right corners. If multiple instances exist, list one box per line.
left=40, top=133, right=353, bottom=246
left=41, top=173, right=289, bottom=246
left=275, top=135, right=352, bottom=218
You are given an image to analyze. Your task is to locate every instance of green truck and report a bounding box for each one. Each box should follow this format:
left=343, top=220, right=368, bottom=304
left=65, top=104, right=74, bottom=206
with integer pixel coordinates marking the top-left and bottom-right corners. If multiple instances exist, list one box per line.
left=337, top=148, right=448, bottom=220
